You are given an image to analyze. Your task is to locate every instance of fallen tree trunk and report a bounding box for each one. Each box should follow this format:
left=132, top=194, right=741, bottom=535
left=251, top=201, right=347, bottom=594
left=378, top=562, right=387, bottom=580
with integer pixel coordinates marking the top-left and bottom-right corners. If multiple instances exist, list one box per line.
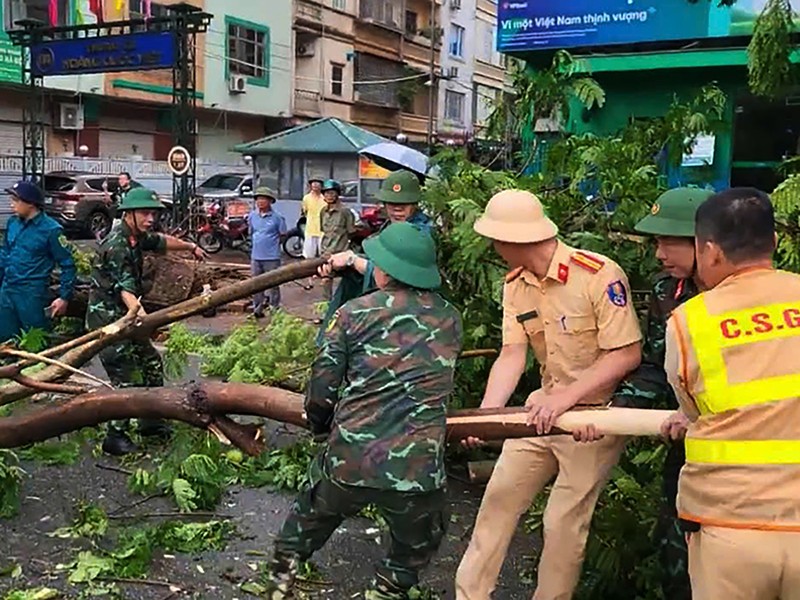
left=0, top=259, right=326, bottom=405
left=0, top=382, right=674, bottom=453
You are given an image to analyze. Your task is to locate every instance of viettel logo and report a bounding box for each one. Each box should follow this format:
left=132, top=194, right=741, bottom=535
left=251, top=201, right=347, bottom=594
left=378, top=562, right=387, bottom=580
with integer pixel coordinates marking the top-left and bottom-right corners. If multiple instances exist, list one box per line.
left=503, top=2, right=529, bottom=9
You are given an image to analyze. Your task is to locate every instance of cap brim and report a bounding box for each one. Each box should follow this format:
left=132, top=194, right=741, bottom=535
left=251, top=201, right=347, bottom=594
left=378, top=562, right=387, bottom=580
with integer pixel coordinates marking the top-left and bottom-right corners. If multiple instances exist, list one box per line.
left=375, top=189, right=419, bottom=204
left=634, top=215, right=694, bottom=237
left=473, top=216, right=558, bottom=243
left=364, top=236, right=441, bottom=290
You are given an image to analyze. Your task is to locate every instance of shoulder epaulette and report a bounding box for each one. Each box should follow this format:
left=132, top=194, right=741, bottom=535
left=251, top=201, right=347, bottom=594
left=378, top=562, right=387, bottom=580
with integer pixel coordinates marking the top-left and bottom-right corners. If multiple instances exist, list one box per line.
left=505, top=266, right=524, bottom=283
left=571, top=251, right=605, bottom=274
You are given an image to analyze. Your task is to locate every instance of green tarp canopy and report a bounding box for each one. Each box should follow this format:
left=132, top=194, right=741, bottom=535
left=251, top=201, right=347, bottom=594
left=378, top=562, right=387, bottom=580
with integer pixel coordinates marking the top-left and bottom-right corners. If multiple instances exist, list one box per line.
left=234, top=117, right=389, bottom=156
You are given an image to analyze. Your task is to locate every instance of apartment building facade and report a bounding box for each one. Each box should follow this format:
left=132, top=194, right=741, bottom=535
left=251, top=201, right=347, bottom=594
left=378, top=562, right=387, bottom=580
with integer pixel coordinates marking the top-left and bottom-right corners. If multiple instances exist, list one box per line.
left=292, top=0, right=510, bottom=147
left=0, top=0, right=293, bottom=164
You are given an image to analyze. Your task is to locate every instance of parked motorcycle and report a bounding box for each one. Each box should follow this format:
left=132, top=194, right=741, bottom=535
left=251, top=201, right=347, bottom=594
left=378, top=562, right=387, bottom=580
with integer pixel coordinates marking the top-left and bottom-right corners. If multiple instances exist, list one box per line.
left=282, top=215, right=306, bottom=259
left=196, top=201, right=251, bottom=254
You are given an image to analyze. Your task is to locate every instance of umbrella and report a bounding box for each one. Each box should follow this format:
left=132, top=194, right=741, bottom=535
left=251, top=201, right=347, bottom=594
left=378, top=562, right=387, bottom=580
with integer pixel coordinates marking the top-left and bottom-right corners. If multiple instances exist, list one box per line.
left=359, top=142, right=429, bottom=179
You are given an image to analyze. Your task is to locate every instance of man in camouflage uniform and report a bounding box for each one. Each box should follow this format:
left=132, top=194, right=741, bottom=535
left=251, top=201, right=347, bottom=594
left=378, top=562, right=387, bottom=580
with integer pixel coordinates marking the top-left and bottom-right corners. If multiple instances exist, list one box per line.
left=615, top=187, right=712, bottom=600
left=265, top=221, right=462, bottom=600
left=87, top=188, right=206, bottom=456
left=316, top=170, right=433, bottom=343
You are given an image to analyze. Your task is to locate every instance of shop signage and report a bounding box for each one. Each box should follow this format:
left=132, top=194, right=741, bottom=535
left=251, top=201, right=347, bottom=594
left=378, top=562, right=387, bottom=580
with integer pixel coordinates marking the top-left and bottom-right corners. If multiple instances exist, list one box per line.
left=682, top=135, right=716, bottom=168
left=0, top=36, right=22, bottom=83
left=359, top=156, right=391, bottom=180
left=167, top=146, right=191, bottom=176
left=497, top=0, right=795, bottom=52
left=31, top=30, right=176, bottom=77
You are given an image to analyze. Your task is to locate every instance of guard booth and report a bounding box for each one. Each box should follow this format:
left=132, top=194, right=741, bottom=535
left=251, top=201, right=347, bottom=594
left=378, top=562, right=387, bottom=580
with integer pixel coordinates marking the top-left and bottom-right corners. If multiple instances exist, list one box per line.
left=235, top=117, right=392, bottom=213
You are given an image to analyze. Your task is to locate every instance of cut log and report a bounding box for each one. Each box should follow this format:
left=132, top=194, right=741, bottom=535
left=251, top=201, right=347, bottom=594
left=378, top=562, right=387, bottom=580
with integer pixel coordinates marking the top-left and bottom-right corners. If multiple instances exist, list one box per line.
left=0, top=382, right=675, bottom=453
left=445, top=406, right=674, bottom=442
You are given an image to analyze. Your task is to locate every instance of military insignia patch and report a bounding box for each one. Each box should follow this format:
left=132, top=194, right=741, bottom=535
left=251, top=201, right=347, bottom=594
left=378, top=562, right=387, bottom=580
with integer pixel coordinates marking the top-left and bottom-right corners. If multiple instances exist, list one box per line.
left=392, top=184, right=402, bottom=192
left=58, top=234, right=69, bottom=248
left=326, top=310, right=341, bottom=333
left=651, top=203, right=660, bottom=215
left=607, top=280, right=628, bottom=307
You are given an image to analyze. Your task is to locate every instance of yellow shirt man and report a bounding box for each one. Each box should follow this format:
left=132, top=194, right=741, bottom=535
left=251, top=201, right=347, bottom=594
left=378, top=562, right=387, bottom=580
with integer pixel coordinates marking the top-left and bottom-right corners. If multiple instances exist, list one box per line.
left=301, top=179, right=325, bottom=258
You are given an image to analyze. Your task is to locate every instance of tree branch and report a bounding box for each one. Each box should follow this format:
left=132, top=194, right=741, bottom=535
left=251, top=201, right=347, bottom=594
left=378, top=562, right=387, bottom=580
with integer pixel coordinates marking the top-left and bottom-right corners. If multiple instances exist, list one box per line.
left=0, top=259, right=326, bottom=406
left=0, top=382, right=673, bottom=453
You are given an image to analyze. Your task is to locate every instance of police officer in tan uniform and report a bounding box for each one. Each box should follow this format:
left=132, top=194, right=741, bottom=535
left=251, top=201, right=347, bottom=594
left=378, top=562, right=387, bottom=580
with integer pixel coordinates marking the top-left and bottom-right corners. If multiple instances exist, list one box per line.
left=663, top=188, right=800, bottom=600
left=456, top=190, right=643, bottom=600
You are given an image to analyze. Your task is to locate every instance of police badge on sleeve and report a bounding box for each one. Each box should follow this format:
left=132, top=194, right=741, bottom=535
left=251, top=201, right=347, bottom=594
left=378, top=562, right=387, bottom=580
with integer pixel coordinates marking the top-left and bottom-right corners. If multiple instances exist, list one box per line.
left=607, top=280, right=628, bottom=307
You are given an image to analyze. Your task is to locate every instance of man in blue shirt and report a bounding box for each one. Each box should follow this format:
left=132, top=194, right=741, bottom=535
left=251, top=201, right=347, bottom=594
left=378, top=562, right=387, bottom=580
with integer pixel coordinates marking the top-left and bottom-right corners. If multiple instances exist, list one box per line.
left=249, top=187, right=287, bottom=318
left=0, top=180, right=76, bottom=343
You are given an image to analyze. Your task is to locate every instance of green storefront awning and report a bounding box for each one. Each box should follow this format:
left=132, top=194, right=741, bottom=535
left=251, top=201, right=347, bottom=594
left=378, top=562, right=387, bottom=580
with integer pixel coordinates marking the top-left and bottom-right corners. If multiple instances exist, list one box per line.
left=235, top=117, right=389, bottom=156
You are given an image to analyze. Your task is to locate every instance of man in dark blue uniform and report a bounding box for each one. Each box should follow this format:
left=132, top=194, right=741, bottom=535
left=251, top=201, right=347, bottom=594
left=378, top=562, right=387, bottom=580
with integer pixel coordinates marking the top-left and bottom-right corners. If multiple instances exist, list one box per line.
left=0, top=180, right=76, bottom=344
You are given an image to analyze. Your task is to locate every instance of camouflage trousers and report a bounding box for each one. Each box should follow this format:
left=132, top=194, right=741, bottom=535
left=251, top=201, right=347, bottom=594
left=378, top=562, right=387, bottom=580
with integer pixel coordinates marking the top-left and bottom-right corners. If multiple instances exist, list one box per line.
left=98, top=339, right=164, bottom=434
left=268, top=472, right=448, bottom=599
left=655, top=443, right=691, bottom=600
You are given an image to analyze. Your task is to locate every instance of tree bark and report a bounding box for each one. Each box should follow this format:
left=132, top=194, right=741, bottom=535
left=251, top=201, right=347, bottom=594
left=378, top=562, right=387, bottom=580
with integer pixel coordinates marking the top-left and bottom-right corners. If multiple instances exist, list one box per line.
left=0, top=382, right=673, bottom=453
left=0, top=259, right=326, bottom=405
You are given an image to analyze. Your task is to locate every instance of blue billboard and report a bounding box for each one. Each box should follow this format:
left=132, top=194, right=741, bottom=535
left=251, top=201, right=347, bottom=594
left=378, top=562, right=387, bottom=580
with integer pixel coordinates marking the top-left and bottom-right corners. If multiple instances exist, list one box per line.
left=497, top=0, right=788, bottom=53
left=31, top=30, right=176, bottom=77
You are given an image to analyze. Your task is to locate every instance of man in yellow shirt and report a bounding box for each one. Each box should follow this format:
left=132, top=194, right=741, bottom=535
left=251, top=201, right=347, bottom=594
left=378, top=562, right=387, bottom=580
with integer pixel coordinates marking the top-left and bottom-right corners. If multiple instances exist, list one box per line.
left=301, top=177, right=325, bottom=259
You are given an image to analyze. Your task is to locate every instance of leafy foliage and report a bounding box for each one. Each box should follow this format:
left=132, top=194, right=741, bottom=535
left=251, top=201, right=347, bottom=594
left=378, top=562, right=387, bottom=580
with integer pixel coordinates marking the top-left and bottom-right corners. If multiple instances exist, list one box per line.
left=3, top=589, right=59, bottom=600
left=49, top=502, right=109, bottom=540
left=772, top=171, right=800, bottom=271
left=747, top=0, right=796, bottom=97
left=164, top=311, right=316, bottom=387
left=127, top=424, right=317, bottom=511
left=0, top=450, right=24, bottom=519
left=61, top=518, right=234, bottom=583
left=486, top=51, right=605, bottom=159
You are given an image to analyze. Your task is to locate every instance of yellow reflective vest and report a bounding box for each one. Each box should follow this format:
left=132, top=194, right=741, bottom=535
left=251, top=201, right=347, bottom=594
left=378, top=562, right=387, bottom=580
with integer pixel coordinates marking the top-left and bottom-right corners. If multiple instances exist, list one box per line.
left=668, top=268, right=800, bottom=531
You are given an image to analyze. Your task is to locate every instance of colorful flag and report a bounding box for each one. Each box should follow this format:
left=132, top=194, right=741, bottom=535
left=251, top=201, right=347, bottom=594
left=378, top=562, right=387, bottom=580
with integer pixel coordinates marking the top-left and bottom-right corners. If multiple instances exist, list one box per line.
left=49, top=0, right=58, bottom=26
left=89, top=0, right=104, bottom=23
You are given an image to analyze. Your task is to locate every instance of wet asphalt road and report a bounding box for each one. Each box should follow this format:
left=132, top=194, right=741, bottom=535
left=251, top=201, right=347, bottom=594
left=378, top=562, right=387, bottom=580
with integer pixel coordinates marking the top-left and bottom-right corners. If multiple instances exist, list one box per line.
left=0, top=356, right=538, bottom=599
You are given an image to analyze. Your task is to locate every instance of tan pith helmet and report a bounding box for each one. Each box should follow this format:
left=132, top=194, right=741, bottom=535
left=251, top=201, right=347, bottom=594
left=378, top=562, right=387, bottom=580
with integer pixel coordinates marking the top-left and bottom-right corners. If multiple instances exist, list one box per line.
left=473, top=189, right=558, bottom=243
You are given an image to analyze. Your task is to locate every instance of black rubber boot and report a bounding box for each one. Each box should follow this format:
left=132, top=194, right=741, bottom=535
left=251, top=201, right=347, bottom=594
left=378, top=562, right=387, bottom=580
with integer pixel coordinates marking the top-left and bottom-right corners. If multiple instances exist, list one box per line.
left=137, top=419, right=173, bottom=439
left=102, top=430, right=139, bottom=456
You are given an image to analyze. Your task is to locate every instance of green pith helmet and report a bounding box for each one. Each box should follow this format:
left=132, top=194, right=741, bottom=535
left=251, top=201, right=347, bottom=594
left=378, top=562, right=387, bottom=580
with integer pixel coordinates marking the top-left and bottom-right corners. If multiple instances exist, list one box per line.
left=254, top=186, right=277, bottom=200
left=375, top=170, right=422, bottom=205
left=322, top=179, right=341, bottom=194
left=363, top=222, right=441, bottom=289
left=117, top=188, right=164, bottom=212
left=634, top=187, right=714, bottom=237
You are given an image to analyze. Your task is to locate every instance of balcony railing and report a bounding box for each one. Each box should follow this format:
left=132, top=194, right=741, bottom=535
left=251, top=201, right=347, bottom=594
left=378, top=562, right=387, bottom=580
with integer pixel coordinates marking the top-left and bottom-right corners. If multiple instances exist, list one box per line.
left=294, top=89, right=322, bottom=116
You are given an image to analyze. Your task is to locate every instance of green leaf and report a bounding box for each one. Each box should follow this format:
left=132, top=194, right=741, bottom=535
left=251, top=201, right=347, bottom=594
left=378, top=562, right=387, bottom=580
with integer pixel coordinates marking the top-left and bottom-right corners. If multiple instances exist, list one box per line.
left=67, top=551, right=114, bottom=584
left=172, top=478, right=198, bottom=513
left=240, top=581, right=267, bottom=596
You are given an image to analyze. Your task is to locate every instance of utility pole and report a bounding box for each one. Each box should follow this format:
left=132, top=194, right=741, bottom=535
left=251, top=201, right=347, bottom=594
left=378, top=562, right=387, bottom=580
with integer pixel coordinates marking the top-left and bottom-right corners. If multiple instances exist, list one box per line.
left=427, top=0, right=436, bottom=156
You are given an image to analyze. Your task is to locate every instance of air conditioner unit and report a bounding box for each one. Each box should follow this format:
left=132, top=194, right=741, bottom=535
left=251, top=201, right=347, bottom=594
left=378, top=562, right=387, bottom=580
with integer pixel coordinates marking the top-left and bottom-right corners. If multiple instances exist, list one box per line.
left=450, top=0, right=462, bottom=9
left=228, top=74, right=248, bottom=94
left=446, top=66, right=459, bottom=79
left=296, top=43, right=315, bottom=58
left=57, top=103, right=84, bottom=130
